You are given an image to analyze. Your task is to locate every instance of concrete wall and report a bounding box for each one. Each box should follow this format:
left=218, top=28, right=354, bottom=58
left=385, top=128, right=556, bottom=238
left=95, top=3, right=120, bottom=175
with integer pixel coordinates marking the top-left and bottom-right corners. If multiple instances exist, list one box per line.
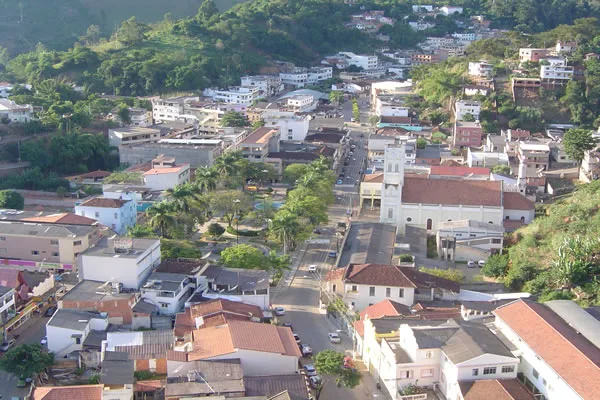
left=337, top=283, right=415, bottom=311
left=76, top=202, right=137, bottom=235
left=119, top=144, right=220, bottom=168
left=144, top=166, right=190, bottom=191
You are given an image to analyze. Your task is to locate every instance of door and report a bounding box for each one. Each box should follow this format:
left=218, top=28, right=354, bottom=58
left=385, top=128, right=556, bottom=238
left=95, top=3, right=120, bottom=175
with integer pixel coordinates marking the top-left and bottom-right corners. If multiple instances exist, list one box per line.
left=426, top=218, right=433, bottom=230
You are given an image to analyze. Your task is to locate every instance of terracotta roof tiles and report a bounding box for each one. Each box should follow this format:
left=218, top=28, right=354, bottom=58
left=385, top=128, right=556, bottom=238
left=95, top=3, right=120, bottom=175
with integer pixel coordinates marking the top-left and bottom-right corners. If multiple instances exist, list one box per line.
left=429, top=166, right=490, bottom=177
left=78, top=197, right=130, bottom=208
left=459, top=379, right=535, bottom=400
left=402, top=177, right=502, bottom=207
left=503, top=192, right=535, bottom=210
left=360, top=299, right=411, bottom=319
left=32, top=385, right=104, bottom=400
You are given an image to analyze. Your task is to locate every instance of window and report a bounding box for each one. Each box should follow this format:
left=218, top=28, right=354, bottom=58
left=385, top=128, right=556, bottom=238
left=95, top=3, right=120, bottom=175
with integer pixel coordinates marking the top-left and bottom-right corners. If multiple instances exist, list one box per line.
left=351, top=285, right=358, bottom=292
left=532, top=368, right=539, bottom=379
left=492, top=238, right=502, bottom=244
left=50, top=239, right=58, bottom=245
left=388, top=208, right=393, bottom=219
left=502, top=366, right=515, bottom=373
left=0, top=236, right=5, bottom=241
left=406, top=217, right=412, bottom=222
left=31, top=250, right=39, bottom=255
left=75, top=337, right=81, bottom=345
left=387, top=164, right=392, bottom=172
left=421, top=368, right=434, bottom=378
left=401, top=370, right=412, bottom=379
left=112, top=224, right=116, bottom=229
left=472, top=368, right=479, bottom=376
left=369, top=287, right=375, bottom=296
left=114, top=213, right=118, bottom=219
left=483, top=367, right=496, bottom=375
left=425, top=351, right=433, bottom=359
left=488, top=221, right=494, bottom=224
left=52, top=252, right=59, bottom=257
left=73, top=240, right=82, bottom=246
left=394, top=163, right=399, bottom=172
left=95, top=212, right=99, bottom=218
left=386, top=288, right=391, bottom=297
left=160, top=303, right=169, bottom=308
left=332, top=284, right=337, bottom=292
left=399, top=288, right=404, bottom=298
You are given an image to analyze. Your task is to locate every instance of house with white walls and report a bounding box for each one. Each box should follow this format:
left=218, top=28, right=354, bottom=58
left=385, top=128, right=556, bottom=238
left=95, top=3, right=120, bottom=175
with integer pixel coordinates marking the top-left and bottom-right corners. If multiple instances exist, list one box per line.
left=75, top=197, right=137, bottom=235
left=263, top=111, right=310, bottom=141
left=46, top=309, right=108, bottom=358
left=240, top=75, right=284, bottom=97
left=0, top=99, right=33, bottom=123
left=494, top=299, right=600, bottom=400
left=140, top=272, right=196, bottom=315
left=325, top=263, right=460, bottom=311
left=79, top=237, right=161, bottom=290
left=468, top=61, right=493, bottom=78
left=143, top=163, right=190, bottom=191
left=454, top=100, right=481, bottom=121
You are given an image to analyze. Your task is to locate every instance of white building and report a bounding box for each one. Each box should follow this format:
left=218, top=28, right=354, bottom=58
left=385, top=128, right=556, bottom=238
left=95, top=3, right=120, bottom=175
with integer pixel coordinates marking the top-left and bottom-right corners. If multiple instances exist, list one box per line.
left=212, top=86, right=259, bottom=105
left=375, top=95, right=410, bottom=117
left=467, top=150, right=510, bottom=168
left=380, top=145, right=505, bottom=233
left=540, top=65, right=574, bottom=81
left=409, top=21, right=436, bottom=31
left=263, top=111, right=310, bottom=141
left=436, top=220, right=504, bottom=262
left=75, top=197, right=137, bottom=235
left=108, top=126, right=162, bottom=147
left=468, top=61, right=493, bottom=78
left=128, top=107, right=153, bottom=127
left=0, top=99, right=33, bottom=123
left=412, top=5, right=434, bottom=13
left=307, top=66, right=333, bottom=84
left=143, top=163, right=190, bottom=191
left=285, top=95, right=316, bottom=113
left=141, top=272, right=195, bottom=315
left=368, top=136, right=416, bottom=169
left=326, top=263, right=460, bottom=311
left=0, top=286, right=15, bottom=327
left=199, top=266, right=270, bottom=310
left=279, top=68, right=308, bottom=88
left=152, top=96, right=199, bottom=123
left=240, top=75, right=284, bottom=97
left=555, top=40, right=577, bottom=54
left=46, top=309, right=108, bottom=357
left=337, top=52, right=379, bottom=70
left=440, top=6, right=464, bottom=15
left=454, top=100, right=481, bottom=121
left=79, top=237, right=161, bottom=290
left=495, top=299, right=600, bottom=400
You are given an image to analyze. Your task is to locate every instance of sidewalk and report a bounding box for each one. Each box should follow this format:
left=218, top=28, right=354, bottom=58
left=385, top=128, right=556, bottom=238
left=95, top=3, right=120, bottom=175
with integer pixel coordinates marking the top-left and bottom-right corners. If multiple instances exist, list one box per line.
left=270, top=241, right=308, bottom=301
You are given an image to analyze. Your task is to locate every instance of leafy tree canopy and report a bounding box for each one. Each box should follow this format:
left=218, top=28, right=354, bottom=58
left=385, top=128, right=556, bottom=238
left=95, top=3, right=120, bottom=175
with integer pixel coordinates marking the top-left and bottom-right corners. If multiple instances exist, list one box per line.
left=0, top=190, right=24, bottom=210
left=0, top=344, right=54, bottom=379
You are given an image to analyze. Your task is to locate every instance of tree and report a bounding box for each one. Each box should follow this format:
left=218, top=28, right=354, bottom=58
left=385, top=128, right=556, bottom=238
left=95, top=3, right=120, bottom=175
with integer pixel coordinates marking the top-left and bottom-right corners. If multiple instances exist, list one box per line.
left=418, top=267, right=463, bottom=282
left=283, top=195, right=328, bottom=226
left=551, top=236, right=598, bottom=289
left=207, top=222, right=225, bottom=238
left=481, top=254, right=509, bottom=278
left=563, top=128, right=599, bottom=165
left=0, top=190, right=24, bottom=210
left=127, top=224, right=157, bottom=238
left=269, top=210, right=305, bottom=254
left=220, top=111, right=248, bottom=127
left=194, top=167, right=218, bottom=193
left=104, top=171, right=143, bottom=185
left=251, top=119, right=265, bottom=130
left=117, top=103, right=131, bottom=125
left=491, top=165, right=511, bottom=176
left=196, top=0, right=219, bottom=22
left=313, top=350, right=361, bottom=399
left=283, top=164, right=309, bottom=183
left=462, top=113, right=475, bottom=122
left=167, top=183, right=201, bottom=214
left=416, top=137, right=427, bottom=149
left=113, top=17, right=148, bottom=46
left=352, top=99, right=360, bottom=121
left=0, top=46, right=9, bottom=67
left=79, top=25, right=101, bottom=45
left=329, top=91, right=344, bottom=106
left=213, top=152, right=243, bottom=179
left=221, top=244, right=267, bottom=269
left=208, top=190, right=252, bottom=226
left=146, top=201, right=176, bottom=237
left=0, top=344, right=54, bottom=379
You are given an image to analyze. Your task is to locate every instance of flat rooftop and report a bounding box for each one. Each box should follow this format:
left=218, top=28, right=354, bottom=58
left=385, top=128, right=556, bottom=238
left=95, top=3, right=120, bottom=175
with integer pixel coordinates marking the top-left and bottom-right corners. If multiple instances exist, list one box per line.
left=61, top=280, right=135, bottom=302
left=81, top=236, right=160, bottom=259
left=0, top=220, right=96, bottom=238
left=339, top=222, right=396, bottom=266
left=111, top=126, right=161, bottom=136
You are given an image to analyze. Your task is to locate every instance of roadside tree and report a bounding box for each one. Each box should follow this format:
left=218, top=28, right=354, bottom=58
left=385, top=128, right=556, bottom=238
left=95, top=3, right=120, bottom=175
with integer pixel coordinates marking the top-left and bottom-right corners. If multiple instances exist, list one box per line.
left=313, top=350, right=361, bottom=399
left=0, top=190, right=24, bottom=210
left=0, top=344, right=54, bottom=379
left=221, top=244, right=267, bottom=269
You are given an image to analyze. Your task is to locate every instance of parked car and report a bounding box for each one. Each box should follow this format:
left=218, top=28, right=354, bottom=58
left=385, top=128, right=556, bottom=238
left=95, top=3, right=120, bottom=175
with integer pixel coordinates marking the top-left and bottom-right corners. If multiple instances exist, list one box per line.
left=274, top=307, right=286, bottom=316
left=301, top=343, right=313, bottom=357
left=309, top=375, right=322, bottom=388
left=0, top=338, right=16, bottom=352
left=293, top=333, right=301, bottom=344
left=338, top=173, right=345, bottom=178
left=328, top=251, right=337, bottom=258
left=282, top=322, right=293, bottom=330
left=328, top=332, right=341, bottom=344
left=44, top=306, right=57, bottom=317
left=303, top=364, right=317, bottom=376
left=308, top=264, right=318, bottom=272
left=478, top=260, right=486, bottom=267
left=467, top=261, right=476, bottom=268
left=336, top=179, right=343, bottom=184
left=313, top=228, right=321, bottom=234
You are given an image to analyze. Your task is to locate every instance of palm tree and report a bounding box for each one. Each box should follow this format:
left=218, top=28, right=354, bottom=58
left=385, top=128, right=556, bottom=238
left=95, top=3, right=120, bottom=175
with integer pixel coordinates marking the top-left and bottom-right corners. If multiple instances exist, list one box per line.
left=146, top=201, right=176, bottom=238
left=194, top=167, right=218, bottom=193
left=213, top=151, right=242, bottom=178
left=167, top=183, right=201, bottom=213
left=269, top=211, right=302, bottom=254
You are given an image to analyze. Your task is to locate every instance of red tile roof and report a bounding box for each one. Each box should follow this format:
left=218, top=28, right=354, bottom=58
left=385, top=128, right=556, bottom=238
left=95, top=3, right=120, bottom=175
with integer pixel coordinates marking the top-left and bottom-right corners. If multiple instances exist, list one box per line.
left=143, top=165, right=189, bottom=175
left=363, top=173, right=384, bottom=183
left=494, top=300, right=600, bottom=399
left=380, top=116, right=412, bottom=124
left=135, top=380, right=164, bottom=392
left=33, top=385, right=104, bottom=400
left=353, top=320, right=365, bottom=337
left=21, top=212, right=98, bottom=226
left=459, top=379, right=535, bottom=400
left=503, top=192, right=535, bottom=210
left=78, top=197, right=130, bottom=208
left=402, top=177, right=502, bottom=207
left=328, top=264, right=460, bottom=292
left=360, top=299, right=410, bottom=319
left=0, top=268, right=24, bottom=289
left=429, top=166, right=490, bottom=177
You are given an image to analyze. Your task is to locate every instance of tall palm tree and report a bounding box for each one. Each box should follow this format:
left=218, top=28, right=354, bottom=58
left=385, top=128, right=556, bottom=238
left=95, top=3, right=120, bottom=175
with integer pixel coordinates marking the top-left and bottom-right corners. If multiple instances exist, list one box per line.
left=194, top=167, right=218, bottom=193
left=269, top=211, right=302, bottom=254
left=213, top=151, right=242, bottom=178
left=146, top=201, right=176, bottom=238
left=167, top=183, right=201, bottom=213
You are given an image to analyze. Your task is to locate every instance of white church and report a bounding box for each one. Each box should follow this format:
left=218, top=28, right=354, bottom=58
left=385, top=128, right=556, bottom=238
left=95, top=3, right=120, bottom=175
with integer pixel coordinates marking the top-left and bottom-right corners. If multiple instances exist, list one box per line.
left=379, top=144, right=535, bottom=233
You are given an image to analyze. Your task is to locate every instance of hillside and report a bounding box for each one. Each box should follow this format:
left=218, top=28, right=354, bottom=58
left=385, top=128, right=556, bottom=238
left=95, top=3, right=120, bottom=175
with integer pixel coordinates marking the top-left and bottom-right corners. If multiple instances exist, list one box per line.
left=0, top=0, right=245, bottom=55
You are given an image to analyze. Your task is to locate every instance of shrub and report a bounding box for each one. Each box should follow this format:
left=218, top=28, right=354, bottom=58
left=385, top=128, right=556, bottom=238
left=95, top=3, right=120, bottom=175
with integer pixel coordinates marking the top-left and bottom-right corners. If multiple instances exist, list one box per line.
left=481, top=254, right=509, bottom=278
left=399, top=254, right=414, bottom=262
left=207, top=223, right=225, bottom=238
left=226, top=226, right=262, bottom=237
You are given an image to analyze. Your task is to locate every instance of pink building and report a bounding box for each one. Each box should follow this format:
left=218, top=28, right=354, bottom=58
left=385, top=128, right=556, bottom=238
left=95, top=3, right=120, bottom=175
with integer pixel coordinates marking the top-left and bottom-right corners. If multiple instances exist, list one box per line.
left=453, top=121, right=483, bottom=148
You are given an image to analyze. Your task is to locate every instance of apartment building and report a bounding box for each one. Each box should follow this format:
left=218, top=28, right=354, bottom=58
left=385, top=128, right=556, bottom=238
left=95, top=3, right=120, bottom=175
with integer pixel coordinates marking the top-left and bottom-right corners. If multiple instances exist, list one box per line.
left=517, top=141, right=550, bottom=179
left=75, top=197, right=137, bottom=235
left=540, top=65, right=574, bottom=81
left=306, top=66, right=333, bottom=84
left=285, top=95, right=316, bottom=113
left=337, top=52, right=379, bottom=70
left=239, top=127, right=280, bottom=162
left=453, top=121, right=483, bottom=148
left=468, top=61, right=493, bottom=78
left=263, top=111, right=310, bottom=141
left=141, top=272, right=196, bottom=315
left=79, top=237, right=161, bottom=290
left=0, top=220, right=102, bottom=271
left=279, top=67, right=333, bottom=88
left=240, top=75, right=284, bottom=97
left=213, top=86, right=259, bottom=106
left=108, top=126, right=162, bottom=147
left=152, top=96, right=199, bottom=123
left=375, top=95, right=410, bottom=117
left=454, top=100, right=481, bottom=121
left=0, top=99, right=33, bottom=123
left=519, top=48, right=549, bottom=63
left=119, top=139, right=224, bottom=168
left=143, top=157, right=191, bottom=191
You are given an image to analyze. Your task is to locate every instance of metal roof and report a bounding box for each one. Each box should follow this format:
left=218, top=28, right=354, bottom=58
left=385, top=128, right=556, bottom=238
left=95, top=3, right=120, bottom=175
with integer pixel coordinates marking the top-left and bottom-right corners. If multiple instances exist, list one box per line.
left=545, top=300, right=600, bottom=349
left=47, top=309, right=106, bottom=330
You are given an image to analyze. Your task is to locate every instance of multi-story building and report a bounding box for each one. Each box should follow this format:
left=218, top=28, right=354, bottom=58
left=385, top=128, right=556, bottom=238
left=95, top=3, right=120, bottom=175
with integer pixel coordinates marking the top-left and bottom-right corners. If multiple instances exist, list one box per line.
left=519, top=48, right=550, bottom=63
left=468, top=61, right=493, bottom=78
left=337, top=52, right=378, bottom=70
left=240, top=75, right=284, bottom=97
left=0, top=99, right=33, bottom=123
left=0, top=219, right=102, bottom=271
left=453, top=121, right=483, bottom=148
left=285, top=95, right=316, bottom=113
left=540, top=65, right=574, bottom=82
left=516, top=142, right=550, bottom=190
left=279, top=68, right=308, bottom=88
left=555, top=40, right=577, bottom=54
left=306, top=66, right=333, bottom=84
left=436, top=219, right=504, bottom=261
left=119, top=139, right=224, bottom=168
left=411, top=53, right=440, bottom=65
left=0, top=286, right=16, bottom=330
left=128, top=107, right=153, bottom=127
left=143, top=157, right=191, bottom=191
left=75, top=197, right=137, bottom=235
left=454, top=100, right=481, bottom=121
left=213, top=86, right=259, bottom=105
left=79, top=236, right=161, bottom=290
left=440, top=5, right=463, bottom=15
left=152, top=96, right=199, bottom=123
left=140, top=272, right=196, bottom=315
left=495, top=299, right=600, bottom=400
left=108, top=126, right=162, bottom=147
left=46, top=309, right=108, bottom=357
left=375, top=95, right=410, bottom=117
left=580, top=145, right=600, bottom=182
left=263, top=111, right=310, bottom=141
left=239, top=127, right=280, bottom=162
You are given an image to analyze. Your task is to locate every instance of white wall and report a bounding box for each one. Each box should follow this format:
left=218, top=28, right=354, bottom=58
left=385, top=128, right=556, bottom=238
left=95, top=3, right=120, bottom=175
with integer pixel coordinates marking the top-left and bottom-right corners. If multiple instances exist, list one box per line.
left=207, top=349, right=298, bottom=376
left=343, top=283, right=415, bottom=311
left=31, top=274, right=55, bottom=297
left=75, top=201, right=137, bottom=235
left=504, top=208, right=535, bottom=224
left=47, top=324, right=87, bottom=356
left=144, top=166, right=190, bottom=191
left=265, top=115, right=309, bottom=141
left=141, top=282, right=193, bottom=315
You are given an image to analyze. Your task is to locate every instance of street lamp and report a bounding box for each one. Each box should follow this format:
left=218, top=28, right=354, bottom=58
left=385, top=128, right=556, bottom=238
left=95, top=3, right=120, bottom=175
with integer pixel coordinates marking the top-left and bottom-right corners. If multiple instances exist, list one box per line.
left=233, top=199, right=241, bottom=244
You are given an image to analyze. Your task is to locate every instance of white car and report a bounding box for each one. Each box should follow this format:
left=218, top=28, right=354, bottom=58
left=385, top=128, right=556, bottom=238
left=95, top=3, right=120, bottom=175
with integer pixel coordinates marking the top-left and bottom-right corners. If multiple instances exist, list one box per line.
left=478, top=260, right=486, bottom=267
left=274, top=307, right=286, bottom=316
left=308, top=264, right=318, bottom=272
left=328, top=332, right=341, bottom=344
left=467, top=261, right=476, bottom=268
